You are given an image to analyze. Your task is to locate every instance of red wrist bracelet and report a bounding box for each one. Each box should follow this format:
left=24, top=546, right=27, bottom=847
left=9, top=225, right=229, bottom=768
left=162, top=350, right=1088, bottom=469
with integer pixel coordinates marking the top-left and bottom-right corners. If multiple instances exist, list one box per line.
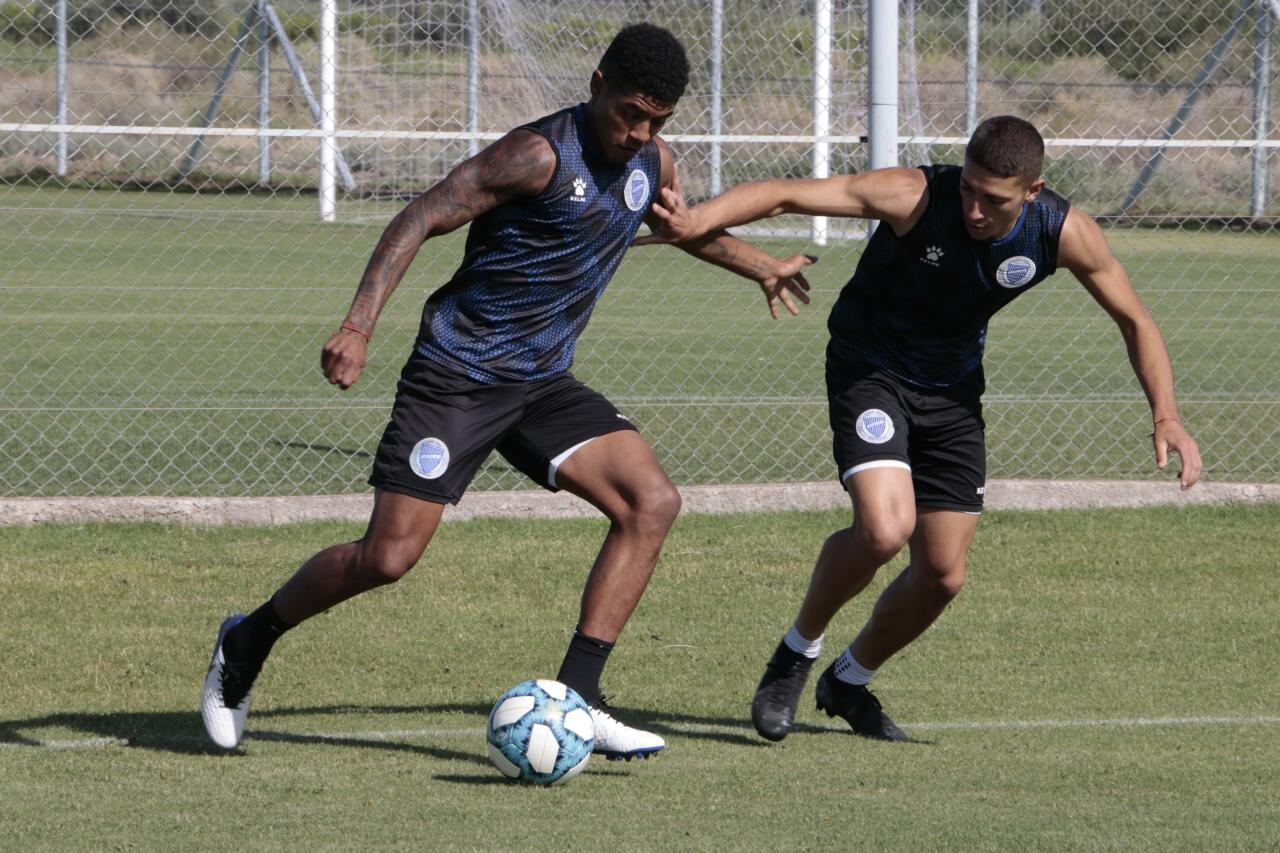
left=340, top=323, right=370, bottom=343
left=1153, top=416, right=1181, bottom=427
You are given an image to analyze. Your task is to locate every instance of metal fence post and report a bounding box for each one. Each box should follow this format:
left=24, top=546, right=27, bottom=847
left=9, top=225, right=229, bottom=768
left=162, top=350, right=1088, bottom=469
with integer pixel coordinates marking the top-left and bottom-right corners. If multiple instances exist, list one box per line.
left=812, top=0, right=832, bottom=246
left=966, top=0, right=979, bottom=135
left=1252, top=0, right=1272, bottom=219
left=467, top=0, right=480, bottom=158
left=319, top=0, right=337, bottom=222
left=257, top=0, right=271, bottom=185
left=709, top=0, right=723, bottom=197
left=54, top=0, right=67, bottom=176
left=868, top=0, right=898, bottom=173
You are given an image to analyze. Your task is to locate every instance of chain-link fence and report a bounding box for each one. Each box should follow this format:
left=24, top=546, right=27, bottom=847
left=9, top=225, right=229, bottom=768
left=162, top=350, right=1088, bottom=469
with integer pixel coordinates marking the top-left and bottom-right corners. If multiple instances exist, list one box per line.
left=2, top=0, right=1277, bottom=497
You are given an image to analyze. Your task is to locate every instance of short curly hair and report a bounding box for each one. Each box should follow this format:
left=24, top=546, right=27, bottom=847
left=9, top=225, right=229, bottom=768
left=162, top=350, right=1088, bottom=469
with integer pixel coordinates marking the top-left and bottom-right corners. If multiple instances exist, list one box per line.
left=597, top=23, right=690, bottom=105
left=965, top=115, right=1044, bottom=182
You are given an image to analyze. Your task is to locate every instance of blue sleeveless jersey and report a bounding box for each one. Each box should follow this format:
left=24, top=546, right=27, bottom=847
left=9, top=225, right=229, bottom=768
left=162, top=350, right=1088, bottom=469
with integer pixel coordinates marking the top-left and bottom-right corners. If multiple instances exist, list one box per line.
left=829, top=164, right=1070, bottom=388
left=414, top=104, right=661, bottom=383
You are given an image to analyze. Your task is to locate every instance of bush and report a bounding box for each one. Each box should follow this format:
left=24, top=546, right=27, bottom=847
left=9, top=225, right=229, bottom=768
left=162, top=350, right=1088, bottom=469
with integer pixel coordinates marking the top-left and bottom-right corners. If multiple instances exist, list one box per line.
left=1, top=0, right=225, bottom=43
left=1040, top=0, right=1230, bottom=82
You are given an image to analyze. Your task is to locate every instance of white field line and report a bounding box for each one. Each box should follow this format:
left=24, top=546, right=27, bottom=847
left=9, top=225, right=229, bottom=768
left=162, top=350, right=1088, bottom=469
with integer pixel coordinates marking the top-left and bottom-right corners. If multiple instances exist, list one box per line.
left=4, top=715, right=1278, bottom=750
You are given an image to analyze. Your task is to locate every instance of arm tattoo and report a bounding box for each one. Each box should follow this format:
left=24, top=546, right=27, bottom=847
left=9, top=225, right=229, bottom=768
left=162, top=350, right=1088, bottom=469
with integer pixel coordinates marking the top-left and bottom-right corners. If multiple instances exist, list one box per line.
left=681, top=232, right=781, bottom=282
left=344, top=132, right=551, bottom=330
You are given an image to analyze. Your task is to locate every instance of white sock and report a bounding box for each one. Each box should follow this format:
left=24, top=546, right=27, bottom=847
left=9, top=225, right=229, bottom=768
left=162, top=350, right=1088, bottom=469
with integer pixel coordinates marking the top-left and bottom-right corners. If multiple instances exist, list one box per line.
left=782, top=624, right=823, bottom=659
left=833, top=647, right=876, bottom=686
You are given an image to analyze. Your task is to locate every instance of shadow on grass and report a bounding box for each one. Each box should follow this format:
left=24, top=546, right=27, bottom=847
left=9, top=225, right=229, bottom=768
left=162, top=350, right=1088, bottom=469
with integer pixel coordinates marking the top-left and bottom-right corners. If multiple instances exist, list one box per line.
left=0, top=702, right=490, bottom=763
left=0, top=699, right=804, bottom=786
left=606, top=705, right=772, bottom=750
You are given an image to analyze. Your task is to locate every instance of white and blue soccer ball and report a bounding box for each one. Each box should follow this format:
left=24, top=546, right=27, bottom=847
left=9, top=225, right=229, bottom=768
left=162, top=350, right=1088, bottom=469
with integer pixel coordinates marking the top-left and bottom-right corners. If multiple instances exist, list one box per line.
left=486, top=679, right=595, bottom=785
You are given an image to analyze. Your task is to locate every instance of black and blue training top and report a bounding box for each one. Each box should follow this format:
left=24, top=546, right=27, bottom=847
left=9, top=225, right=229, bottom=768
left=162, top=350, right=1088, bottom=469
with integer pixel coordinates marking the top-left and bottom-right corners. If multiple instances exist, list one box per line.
left=414, top=103, right=661, bottom=383
left=829, top=164, right=1071, bottom=389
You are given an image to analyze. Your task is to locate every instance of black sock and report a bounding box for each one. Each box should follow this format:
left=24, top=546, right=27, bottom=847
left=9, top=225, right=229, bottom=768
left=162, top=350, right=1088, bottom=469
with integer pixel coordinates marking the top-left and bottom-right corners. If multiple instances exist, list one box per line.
left=223, top=597, right=292, bottom=664
left=555, top=630, right=614, bottom=707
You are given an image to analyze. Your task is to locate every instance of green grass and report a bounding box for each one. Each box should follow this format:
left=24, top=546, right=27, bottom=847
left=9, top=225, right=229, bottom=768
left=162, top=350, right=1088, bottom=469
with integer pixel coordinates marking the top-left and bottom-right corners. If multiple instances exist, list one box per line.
left=1, top=187, right=1278, bottom=495
left=1, top=503, right=1278, bottom=849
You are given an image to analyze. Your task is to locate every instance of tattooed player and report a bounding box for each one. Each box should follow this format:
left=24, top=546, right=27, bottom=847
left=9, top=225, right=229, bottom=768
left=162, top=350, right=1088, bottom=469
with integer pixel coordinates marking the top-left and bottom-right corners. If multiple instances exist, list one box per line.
left=200, top=23, right=814, bottom=759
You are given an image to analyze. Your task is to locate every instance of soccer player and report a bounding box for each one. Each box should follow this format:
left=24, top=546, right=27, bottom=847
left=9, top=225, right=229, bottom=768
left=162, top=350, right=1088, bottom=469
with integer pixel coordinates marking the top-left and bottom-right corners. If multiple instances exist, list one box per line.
left=200, top=23, right=814, bottom=757
left=641, top=115, right=1203, bottom=742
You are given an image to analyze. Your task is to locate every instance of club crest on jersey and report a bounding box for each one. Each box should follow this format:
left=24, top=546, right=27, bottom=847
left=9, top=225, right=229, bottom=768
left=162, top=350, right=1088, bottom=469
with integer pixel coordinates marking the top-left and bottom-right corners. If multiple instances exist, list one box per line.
left=409, top=437, right=450, bottom=479
left=996, top=255, right=1037, bottom=288
left=855, top=408, right=895, bottom=444
left=623, top=169, right=649, bottom=211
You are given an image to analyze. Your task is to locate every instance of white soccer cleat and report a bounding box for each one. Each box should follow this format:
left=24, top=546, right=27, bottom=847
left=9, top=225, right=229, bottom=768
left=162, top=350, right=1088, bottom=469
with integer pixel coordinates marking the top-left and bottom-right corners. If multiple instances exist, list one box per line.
left=201, top=614, right=256, bottom=749
left=588, top=704, right=665, bottom=761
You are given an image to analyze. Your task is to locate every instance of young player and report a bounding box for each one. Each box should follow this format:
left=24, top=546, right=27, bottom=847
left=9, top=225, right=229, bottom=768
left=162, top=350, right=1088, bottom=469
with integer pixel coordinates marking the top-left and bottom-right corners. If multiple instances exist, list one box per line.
left=641, top=115, right=1202, bottom=742
left=200, top=23, right=814, bottom=758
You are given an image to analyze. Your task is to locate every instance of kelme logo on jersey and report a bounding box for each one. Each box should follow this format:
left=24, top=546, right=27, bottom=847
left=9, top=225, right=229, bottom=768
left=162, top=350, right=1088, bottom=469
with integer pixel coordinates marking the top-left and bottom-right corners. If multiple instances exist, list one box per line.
left=922, top=245, right=944, bottom=267
left=409, top=437, right=450, bottom=479
left=571, top=176, right=587, bottom=202
left=855, top=409, right=895, bottom=444
left=996, top=255, right=1037, bottom=288
left=623, top=169, right=649, bottom=211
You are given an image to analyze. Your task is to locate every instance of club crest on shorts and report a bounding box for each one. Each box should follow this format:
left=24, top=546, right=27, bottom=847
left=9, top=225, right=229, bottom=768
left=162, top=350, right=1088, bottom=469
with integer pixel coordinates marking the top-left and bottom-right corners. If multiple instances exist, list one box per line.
left=855, top=408, right=895, bottom=444
left=995, top=255, right=1037, bottom=288
left=623, top=169, right=649, bottom=211
left=409, top=437, right=450, bottom=479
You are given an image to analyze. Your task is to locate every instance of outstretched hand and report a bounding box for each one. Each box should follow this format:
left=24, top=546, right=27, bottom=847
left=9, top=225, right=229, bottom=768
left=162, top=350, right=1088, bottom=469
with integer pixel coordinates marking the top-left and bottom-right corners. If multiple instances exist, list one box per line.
left=634, top=173, right=701, bottom=246
left=1153, top=419, right=1202, bottom=490
left=758, top=253, right=816, bottom=319
left=321, top=328, right=368, bottom=390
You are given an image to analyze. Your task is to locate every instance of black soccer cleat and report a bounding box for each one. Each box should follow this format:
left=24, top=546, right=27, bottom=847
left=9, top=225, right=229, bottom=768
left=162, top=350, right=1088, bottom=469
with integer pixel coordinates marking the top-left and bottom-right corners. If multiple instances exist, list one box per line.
left=814, top=664, right=909, bottom=742
left=751, top=641, right=816, bottom=742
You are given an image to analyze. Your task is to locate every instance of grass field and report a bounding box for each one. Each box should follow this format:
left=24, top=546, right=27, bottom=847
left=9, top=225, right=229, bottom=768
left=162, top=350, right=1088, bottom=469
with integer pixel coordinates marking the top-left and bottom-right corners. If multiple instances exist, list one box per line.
left=2, top=186, right=1279, bottom=496
left=2, top=504, right=1278, bottom=850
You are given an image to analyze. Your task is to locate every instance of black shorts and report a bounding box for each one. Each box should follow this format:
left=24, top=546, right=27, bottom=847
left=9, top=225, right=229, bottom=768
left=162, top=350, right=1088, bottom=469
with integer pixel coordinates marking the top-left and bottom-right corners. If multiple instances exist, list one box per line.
left=826, top=347, right=986, bottom=512
left=369, top=351, right=638, bottom=504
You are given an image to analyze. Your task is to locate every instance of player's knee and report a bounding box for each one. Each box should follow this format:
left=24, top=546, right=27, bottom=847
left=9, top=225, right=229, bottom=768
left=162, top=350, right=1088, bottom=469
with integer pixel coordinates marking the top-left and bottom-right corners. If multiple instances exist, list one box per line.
left=634, top=478, right=682, bottom=534
left=356, top=539, right=420, bottom=585
left=854, top=517, right=913, bottom=563
left=926, top=564, right=966, bottom=602
left=610, top=476, right=681, bottom=539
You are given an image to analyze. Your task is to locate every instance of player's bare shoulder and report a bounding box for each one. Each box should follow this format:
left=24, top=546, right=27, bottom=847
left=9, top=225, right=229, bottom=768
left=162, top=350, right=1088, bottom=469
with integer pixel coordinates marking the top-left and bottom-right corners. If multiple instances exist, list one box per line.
left=1056, top=205, right=1117, bottom=276
left=471, top=127, right=558, bottom=197
left=860, top=166, right=929, bottom=233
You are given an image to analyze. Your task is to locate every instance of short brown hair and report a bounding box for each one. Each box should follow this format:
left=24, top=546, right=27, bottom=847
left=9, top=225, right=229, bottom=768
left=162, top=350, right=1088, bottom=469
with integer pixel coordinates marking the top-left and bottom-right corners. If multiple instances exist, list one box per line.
left=965, top=116, right=1044, bottom=182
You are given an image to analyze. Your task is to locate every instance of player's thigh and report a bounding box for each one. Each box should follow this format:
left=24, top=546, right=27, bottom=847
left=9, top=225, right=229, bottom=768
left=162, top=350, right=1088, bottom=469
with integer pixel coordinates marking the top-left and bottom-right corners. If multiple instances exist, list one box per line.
left=908, top=509, right=980, bottom=578
left=360, top=489, right=448, bottom=571
left=554, top=430, right=680, bottom=524
left=846, top=465, right=916, bottom=545
left=495, top=374, right=647, bottom=497
left=369, top=352, right=524, bottom=505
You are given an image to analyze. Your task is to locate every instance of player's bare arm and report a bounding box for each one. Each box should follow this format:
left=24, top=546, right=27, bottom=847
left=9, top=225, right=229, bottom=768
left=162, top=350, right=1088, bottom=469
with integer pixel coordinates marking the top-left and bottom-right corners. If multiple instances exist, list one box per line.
left=640, top=166, right=930, bottom=245
left=1058, top=208, right=1203, bottom=488
left=321, top=130, right=556, bottom=389
left=641, top=138, right=814, bottom=318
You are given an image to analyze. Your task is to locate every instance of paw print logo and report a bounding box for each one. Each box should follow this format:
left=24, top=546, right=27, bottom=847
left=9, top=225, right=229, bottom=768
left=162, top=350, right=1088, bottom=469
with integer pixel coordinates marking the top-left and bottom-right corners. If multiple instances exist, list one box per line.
left=572, top=177, right=587, bottom=201
left=926, top=245, right=943, bottom=263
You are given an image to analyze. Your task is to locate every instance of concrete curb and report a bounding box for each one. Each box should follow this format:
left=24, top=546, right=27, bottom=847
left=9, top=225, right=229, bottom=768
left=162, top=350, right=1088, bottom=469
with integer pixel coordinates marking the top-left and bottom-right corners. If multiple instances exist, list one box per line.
left=2, top=480, right=1277, bottom=527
